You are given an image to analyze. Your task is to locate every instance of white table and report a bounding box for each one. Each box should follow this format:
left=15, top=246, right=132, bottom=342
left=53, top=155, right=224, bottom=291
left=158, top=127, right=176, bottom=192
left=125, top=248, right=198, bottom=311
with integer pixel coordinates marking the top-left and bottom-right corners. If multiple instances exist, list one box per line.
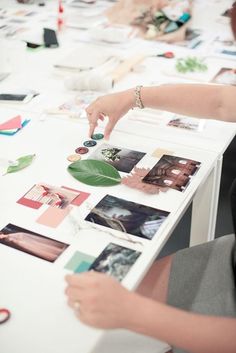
left=0, top=116, right=219, bottom=353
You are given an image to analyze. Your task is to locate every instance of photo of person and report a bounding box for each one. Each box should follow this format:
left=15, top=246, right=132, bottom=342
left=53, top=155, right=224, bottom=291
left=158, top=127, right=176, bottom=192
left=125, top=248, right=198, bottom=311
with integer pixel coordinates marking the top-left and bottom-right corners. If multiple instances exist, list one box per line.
left=167, top=116, right=205, bottom=131
left=0, top=223, right=69, bottom=262
left=211, top=68, right=236, bottom=86
left=85, top=195, right=169, bottom=239
left=89, top=243, right=141, bottom=281
left=142, top=155, right=201, bottom=192
left=88, top=143, right=146, bottom=173
left=18, top=183, right=79, bottom=209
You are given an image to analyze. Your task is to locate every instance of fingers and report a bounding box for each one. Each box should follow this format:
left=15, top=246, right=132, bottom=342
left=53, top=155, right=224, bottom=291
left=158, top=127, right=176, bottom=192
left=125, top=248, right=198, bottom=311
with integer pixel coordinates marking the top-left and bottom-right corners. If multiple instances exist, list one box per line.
left=99, top=113, right=104, bottom=121
left=88, top=122, right=97, bottom=138
left=104, top=119, right=117, bottom=140
left=65, top=286, right=84, bottom=301
left=65, top=271, right=100, bottom=288
left=67, top=298, right=81, bottom=311
left=65, top=274, right=84, bottom=287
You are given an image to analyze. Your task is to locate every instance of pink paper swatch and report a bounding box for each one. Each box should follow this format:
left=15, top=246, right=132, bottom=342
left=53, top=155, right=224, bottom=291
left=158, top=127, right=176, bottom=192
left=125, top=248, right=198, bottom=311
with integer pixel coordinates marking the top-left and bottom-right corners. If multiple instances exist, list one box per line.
left=36, top=205, right=72, bottom=228
left=0, top=115, right=22, bottom=130
left=17, top=197, right=42, bottom=209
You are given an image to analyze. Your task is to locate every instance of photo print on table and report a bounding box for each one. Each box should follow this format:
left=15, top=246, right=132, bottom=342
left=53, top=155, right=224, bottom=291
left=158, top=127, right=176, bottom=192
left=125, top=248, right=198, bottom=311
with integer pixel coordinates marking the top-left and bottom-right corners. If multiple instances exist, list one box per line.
left=167, top=116, right=205, bottom=132
left=89, top=243, right=141, bottom=281
left=46, top=94, right=97, bottom=119
left=17, top=183, right=79, bottom=209
left=85, top=195, right=169, bottom=240
left=0, top=223, right=69, bottom=262
left=211, top=68, right=236, bottom=86
left=142, top=155, right=201, bottom=192
left=88, top=143, right=146, bottom=173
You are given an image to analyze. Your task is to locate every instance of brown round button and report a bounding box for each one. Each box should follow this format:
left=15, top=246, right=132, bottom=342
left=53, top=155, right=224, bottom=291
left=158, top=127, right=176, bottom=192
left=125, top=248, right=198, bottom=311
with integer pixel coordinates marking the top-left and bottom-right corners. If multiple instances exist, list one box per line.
left=75, top=147, right=89, bottom=154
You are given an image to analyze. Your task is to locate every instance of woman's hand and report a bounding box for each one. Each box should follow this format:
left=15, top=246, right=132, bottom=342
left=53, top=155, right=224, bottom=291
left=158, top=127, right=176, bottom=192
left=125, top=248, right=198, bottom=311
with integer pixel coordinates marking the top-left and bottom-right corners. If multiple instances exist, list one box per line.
left=65, top=271, right=135, bottom=329
left=86, top=89, right=134, bottom=139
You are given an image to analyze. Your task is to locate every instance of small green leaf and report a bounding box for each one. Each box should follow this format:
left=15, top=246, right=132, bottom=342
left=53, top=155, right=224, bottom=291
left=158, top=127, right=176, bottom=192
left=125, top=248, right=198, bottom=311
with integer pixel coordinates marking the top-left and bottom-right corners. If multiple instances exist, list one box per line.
left=176, top=57, right=208, bottom=74
left=5, top=154, right=35, bottom=174
left=67, top=159, right=121, bottom=186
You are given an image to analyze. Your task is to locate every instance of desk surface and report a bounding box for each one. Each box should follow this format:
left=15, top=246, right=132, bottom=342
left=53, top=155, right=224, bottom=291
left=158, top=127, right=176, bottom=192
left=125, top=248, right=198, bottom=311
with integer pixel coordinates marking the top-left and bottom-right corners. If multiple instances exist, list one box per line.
left=1, top=118, right=218, bottom=353
left=0, top=1, right=235, bottom=353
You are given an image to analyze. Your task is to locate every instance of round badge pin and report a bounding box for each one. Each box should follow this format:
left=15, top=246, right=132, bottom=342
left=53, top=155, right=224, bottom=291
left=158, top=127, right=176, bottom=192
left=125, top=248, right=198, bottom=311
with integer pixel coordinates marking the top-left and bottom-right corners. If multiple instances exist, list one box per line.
left=67, top=154, right=81, bottom=162
left=75, top=147, right=89, bottom=155
left=91, top=133, right=104, bottom=140
left=83, top=140, right=97, bottom=147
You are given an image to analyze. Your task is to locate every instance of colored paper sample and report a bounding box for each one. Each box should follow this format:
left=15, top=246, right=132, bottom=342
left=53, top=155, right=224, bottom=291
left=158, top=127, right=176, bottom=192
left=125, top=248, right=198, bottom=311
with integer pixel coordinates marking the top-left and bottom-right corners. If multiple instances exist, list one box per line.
left=17, top=197, right=42, bottom=209
left=0, top=119, right=30, bottom=136
left=36, top=205, right=73, bottom=228
left=0, top=115, right=22, bottom=130
left=152, top=148, right=174, bottom=158
left=65, top=251, right=95, bottom=273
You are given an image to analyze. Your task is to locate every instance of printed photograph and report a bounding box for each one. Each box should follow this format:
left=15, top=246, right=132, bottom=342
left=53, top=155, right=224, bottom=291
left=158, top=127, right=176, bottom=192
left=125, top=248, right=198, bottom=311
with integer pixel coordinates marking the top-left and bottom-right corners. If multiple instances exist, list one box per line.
left=211, top=68, right=236, bottom=86
left=88, top=143, right=146, bottom=173
left=85, top=194, right=169, bottom=239
left=50, top=96, right=93, bottom=118
left=89, top=243, right=141, bottom=281
left=0, top=223, right=69, bottom=262
left=17, top=183, right=79, bottom=209
left=167, top=116, right=205, bottom=131
left=142, top=155, right=201, bottom=192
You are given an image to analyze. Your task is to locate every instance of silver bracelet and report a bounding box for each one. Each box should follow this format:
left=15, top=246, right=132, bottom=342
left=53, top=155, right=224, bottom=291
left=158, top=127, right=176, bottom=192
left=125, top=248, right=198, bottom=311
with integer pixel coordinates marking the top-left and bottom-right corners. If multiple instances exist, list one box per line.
left=134, top=85, right=144, bottom=109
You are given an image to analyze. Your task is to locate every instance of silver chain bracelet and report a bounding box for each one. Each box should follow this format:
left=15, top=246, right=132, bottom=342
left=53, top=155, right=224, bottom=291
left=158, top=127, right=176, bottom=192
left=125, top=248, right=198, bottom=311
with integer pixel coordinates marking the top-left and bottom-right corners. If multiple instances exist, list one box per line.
left=134, top=85, right=144, bottom=109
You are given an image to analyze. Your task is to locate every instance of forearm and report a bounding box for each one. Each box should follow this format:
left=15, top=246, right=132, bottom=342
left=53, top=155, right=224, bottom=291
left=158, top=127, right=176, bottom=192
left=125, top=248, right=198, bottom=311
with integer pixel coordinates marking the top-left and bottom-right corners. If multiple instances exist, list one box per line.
left=128, top=84, right=236, bottom=122
left=125, top=293, right=236, bottom=353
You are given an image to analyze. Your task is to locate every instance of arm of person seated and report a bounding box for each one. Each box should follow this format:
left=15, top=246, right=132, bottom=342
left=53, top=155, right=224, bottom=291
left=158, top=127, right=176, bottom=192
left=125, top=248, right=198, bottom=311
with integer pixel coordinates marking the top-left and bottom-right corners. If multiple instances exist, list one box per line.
left=65, top=271, right=236, bottom=353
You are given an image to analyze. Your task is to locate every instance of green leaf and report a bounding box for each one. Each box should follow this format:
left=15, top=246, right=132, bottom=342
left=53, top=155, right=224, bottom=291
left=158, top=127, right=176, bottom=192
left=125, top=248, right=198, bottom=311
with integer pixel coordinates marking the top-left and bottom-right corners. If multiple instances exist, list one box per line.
left=67, top=159, right=121, bottom=186
left=5, top=154, right=35, bottom=175
left=176, top=57, right=208, bottom=74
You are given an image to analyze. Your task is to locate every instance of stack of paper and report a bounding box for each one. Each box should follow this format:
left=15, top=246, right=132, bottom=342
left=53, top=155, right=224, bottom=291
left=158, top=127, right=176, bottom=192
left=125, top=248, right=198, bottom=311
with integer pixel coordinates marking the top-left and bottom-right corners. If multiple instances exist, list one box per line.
left=0, top=115, right=30, bottom=136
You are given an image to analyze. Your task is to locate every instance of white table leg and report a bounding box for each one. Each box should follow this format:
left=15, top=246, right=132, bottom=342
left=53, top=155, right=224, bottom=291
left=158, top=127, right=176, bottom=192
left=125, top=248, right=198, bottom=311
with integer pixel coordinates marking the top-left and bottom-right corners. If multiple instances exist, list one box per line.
left=190, top=156, right=223, bottom=246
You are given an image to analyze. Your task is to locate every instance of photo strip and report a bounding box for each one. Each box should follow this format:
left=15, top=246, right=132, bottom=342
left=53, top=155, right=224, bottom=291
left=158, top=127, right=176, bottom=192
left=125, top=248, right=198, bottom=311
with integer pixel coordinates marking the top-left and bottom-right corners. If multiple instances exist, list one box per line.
left=142, top=155, right=201, bottom=192
left=89, top=243, right=141, bottom=281
left=85, top=195, right=169, bottom=239
left=167, top=116, right=205, bottom=132
left=0, top=223, right=69, bottom=262
left=88, top=143, right=146, bottom=173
